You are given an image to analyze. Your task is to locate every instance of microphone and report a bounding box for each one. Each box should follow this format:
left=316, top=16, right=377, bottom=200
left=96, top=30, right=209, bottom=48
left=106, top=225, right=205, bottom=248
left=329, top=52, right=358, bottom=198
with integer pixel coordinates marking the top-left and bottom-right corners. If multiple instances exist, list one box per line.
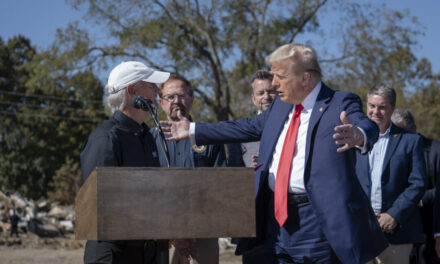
left=130, top=96, right=156, bottom=112
left=130, top=95, right=171, bottom=168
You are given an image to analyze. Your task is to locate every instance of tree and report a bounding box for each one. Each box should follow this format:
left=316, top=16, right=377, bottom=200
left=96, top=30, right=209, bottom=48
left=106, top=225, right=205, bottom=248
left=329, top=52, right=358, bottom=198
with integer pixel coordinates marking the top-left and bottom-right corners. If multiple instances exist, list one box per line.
left=322, top=5, right=440, bottom=139
left=62, top=0, right=328, bottom=121
left=0, top=36, right=107, bottom=200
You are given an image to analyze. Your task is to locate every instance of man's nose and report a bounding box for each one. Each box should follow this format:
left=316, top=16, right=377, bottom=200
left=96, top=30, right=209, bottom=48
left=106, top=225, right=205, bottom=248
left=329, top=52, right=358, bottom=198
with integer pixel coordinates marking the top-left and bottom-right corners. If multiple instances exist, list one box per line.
left=263, top=92, right=270, bottom=99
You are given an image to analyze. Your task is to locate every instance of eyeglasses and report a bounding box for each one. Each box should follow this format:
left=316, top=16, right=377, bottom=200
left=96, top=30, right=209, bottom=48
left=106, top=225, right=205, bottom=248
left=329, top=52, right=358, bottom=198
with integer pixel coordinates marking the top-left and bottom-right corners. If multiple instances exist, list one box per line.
left=161, top=93, right=190, bottom=102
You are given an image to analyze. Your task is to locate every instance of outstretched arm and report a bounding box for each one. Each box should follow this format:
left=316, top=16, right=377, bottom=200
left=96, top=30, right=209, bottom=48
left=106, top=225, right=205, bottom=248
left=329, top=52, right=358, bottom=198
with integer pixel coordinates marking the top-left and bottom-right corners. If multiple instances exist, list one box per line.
left=333, top=111, right=366, bottom=152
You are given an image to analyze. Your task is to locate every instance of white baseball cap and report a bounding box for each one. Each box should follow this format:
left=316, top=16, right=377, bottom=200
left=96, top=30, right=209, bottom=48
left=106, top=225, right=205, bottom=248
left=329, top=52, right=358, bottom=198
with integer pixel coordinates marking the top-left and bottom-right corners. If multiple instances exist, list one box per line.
left=106, top=61, right=170, bottom=94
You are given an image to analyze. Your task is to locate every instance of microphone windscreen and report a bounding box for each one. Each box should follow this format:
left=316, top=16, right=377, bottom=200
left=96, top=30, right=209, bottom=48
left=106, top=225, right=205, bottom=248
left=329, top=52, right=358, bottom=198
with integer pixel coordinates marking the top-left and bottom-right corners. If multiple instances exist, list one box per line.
left=130, top=96, right=141, bottom=109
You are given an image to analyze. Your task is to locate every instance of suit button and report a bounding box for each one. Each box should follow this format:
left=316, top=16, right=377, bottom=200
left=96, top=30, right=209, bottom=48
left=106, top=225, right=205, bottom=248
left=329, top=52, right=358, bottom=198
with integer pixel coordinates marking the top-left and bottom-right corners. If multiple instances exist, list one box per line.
left=366, top=184, right=370, bottom=188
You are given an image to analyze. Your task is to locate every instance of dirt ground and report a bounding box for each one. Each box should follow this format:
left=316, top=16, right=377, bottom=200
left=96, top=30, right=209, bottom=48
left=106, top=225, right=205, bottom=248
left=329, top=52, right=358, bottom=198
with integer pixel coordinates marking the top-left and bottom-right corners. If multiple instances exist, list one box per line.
left=0, top=234, right=241, bottom=264
left=0, top=248, right=241, bottom=264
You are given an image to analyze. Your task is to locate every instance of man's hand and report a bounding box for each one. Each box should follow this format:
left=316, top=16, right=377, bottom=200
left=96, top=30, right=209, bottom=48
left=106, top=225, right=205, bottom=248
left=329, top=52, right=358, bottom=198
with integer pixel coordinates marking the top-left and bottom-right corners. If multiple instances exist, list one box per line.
left=160, top=110, right=190, bottom=141
left=333, top=111, right=364, bottom=152
left=170, top=239, right=197, bottom=260
left=436, top=237, right=440, bottom=258
left=252, top=154, right=259, bottom=167
left=377, top=213, right=398, bottom=233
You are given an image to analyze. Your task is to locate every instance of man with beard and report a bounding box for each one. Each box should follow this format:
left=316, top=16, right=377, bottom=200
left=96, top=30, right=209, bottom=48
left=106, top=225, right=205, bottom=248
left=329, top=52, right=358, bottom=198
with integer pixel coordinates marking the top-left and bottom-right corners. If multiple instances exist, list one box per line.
left=151, top=74, right=226, bottom=264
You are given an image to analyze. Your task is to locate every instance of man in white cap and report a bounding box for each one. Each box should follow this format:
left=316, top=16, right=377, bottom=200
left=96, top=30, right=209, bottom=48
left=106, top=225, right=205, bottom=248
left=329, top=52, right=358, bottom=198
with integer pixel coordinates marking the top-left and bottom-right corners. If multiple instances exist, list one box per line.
left=80, top=61, right=170, bottom=264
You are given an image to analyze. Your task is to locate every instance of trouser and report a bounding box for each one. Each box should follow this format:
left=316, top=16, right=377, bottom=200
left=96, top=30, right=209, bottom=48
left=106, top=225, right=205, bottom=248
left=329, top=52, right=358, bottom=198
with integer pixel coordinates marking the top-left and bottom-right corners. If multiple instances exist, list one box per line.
left=84, top=240, right=157, bottom=264
left=10, top=226, right=19, bottom=237
left=367, top=243, right=413, bottom=264
left=169, top=238, right=219, bottom=264
left=265, top=194, right=341, bottom=264
left=242, top=245, right=265, bottom=264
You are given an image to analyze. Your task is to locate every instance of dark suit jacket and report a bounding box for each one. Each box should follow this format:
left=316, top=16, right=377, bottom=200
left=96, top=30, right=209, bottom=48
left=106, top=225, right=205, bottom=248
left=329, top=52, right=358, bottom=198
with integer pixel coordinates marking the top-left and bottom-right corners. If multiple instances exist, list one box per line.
left=419, top=136, right=440, bottom=244
left=355, top=123, right=426, bottom=244
left=194, top=83, right=388, bottom=264
left=434, top=141, right=440, bottom=235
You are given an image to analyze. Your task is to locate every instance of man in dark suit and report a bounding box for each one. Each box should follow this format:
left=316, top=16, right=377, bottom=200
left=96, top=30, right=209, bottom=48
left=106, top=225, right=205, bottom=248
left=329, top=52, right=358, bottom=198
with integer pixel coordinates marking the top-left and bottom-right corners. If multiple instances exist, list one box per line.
left=161, top=43, right=387, bottom=263
left=355, top=85, right=426, bottom=264
left=436, top=170, right=440, bottom=258
left=391, top=108, right=440, bottom=264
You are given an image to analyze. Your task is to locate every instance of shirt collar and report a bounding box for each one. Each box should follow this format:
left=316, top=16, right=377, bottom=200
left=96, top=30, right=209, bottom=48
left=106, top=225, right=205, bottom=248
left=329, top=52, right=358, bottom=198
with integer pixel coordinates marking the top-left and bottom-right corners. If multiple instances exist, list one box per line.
left=113, top=111, right=148, bottom=134
left=300, top=81, right=321, bottom=111
left=380, top=125, right=391, bottom=137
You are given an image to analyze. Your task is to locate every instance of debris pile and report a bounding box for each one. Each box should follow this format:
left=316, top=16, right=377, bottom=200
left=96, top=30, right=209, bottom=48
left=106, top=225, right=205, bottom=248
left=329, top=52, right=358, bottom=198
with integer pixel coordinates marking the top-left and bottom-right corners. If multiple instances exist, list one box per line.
left=0, top=190, right=84, bottom=249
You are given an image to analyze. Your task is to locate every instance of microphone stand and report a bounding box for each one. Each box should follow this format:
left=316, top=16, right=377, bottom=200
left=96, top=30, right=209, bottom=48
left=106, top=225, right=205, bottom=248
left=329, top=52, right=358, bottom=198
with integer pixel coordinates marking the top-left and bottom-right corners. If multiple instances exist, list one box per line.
left=145, top=102, right=170, bottom=168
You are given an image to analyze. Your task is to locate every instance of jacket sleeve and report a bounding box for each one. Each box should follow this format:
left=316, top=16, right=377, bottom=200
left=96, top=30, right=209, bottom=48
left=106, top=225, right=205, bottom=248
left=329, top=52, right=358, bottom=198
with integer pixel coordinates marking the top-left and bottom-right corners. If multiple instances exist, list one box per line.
left=194, top=101, right=272, bottom=146
left=387, top=135, right=426, bottom=224
left=340, top=92, right=379, bottom=152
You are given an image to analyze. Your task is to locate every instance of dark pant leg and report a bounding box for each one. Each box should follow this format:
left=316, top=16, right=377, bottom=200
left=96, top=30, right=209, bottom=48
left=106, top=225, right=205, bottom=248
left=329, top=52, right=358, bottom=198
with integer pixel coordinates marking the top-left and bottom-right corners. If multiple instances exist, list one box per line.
left=264, top=199, right=341, bottom=264
left=84, top=241, right=119, bottom=264
left=242, top=245, right=265, bottom=264
left=84, top=241, right=150, bottom=264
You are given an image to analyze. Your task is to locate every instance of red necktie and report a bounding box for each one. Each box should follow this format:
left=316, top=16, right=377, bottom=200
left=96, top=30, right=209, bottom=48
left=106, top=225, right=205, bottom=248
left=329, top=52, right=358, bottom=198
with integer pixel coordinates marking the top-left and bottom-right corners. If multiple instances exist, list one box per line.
left=274, top=104, right=303, bottom=227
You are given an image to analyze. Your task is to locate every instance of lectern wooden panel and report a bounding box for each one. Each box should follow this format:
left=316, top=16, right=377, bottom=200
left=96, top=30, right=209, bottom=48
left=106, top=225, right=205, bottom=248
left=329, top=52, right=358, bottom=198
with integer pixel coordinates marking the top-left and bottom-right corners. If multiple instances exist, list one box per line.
left=75, top=167, right=255, bottom=240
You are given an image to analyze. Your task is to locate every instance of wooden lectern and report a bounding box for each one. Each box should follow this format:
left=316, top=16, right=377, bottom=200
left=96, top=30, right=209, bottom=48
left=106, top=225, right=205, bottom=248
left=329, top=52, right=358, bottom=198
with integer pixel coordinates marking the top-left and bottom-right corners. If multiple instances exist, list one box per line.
left=75, top=167, right=256, bottom=262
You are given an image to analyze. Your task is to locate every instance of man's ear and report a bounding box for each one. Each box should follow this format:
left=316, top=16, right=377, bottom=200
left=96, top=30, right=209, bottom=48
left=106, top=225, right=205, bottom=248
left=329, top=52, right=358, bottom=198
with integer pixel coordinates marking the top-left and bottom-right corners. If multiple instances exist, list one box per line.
left=126, top=84, right=136, bottom=96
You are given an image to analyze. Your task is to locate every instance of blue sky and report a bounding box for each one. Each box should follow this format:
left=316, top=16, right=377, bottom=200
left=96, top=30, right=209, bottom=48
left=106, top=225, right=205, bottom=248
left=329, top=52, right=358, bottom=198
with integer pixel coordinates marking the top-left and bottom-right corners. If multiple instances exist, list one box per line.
left=1, top=0, right=439, bottom=74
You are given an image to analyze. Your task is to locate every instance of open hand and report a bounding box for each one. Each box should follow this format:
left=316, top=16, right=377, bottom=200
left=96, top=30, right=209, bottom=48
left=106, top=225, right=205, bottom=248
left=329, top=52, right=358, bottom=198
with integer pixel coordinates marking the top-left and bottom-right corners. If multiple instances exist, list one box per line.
left=160, top=110, right=190, bottom=141
left=333, top=111, right=364, bottom=152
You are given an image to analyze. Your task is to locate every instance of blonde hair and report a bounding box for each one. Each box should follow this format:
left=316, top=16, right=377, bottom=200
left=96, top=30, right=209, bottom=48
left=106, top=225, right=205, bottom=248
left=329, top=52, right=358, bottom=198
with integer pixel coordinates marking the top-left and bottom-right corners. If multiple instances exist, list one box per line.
left=266, top=43, right=322, bottom=81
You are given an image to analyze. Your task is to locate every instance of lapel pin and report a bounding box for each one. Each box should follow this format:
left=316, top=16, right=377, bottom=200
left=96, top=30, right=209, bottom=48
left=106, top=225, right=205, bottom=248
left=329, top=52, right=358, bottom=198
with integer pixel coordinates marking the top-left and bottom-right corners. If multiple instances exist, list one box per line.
left=394, top=134, right=398, bottom=137
left=319, top=107, right=323, bottom=112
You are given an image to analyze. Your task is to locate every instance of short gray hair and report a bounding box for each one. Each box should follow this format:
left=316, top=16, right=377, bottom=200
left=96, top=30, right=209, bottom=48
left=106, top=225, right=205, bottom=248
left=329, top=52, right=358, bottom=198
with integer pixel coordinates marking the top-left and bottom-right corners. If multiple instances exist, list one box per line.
left=106, top=85, right=127, bottom=113
left=391, top=108, right=416, bottom=131
left=367, top=83, right=396, bottom=107
left=265, top=43, right=322, bottom=80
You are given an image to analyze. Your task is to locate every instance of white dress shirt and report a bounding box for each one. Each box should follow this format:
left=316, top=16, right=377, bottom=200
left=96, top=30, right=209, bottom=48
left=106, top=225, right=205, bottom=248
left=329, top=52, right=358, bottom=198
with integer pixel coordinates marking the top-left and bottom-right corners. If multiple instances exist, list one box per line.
left=267, top=82, right=321, bottom=194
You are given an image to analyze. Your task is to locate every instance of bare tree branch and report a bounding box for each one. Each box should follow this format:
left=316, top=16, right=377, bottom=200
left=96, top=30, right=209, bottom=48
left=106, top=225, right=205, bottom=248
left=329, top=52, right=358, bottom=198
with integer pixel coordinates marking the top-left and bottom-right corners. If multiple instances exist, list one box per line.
left=288, top=0, right=328, bottom=43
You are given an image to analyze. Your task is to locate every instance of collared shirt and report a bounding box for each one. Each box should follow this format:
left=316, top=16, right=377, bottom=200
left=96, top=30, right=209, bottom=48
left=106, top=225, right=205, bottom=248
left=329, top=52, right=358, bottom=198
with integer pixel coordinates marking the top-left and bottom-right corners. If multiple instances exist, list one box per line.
left=267, top=82, right=321, bottom=193
left=80, top=111, right=160, bottom=184
left=368, top=125, right=391, bottom=213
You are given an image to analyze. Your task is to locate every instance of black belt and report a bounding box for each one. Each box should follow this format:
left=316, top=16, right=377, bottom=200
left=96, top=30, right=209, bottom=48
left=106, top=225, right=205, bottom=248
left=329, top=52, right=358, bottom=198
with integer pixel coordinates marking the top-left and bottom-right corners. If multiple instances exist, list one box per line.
left=287, top=193, right=309, bottom=205
left=271, top=191, right=309, bottom=205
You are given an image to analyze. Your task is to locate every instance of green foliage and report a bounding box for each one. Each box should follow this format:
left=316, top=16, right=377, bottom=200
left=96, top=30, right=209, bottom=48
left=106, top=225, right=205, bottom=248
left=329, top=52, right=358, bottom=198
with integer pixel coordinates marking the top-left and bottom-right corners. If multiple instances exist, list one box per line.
left=0, top=36, right=107, bottom=200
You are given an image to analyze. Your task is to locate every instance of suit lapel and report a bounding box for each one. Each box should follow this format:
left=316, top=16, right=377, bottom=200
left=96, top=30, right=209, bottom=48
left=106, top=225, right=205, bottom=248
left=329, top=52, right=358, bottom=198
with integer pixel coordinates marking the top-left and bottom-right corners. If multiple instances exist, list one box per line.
left=381, top=123, right=402, bottom=175
left=263, top=99, right=293, bottom=167
left=305, top=83, right=333, bottom=161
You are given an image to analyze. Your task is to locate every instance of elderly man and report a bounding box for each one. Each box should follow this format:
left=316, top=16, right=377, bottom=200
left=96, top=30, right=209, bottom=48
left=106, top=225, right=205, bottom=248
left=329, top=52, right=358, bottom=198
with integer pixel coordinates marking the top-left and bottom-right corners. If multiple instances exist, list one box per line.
left=80, top=61, right=170, bottom=264
left=355, top=85, right=426, bottom=264
left=161, top=43, right=387, bottom=263
left=151, top=74, right=226, bottom=264
left=391, top=108, right=440, bottom=264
